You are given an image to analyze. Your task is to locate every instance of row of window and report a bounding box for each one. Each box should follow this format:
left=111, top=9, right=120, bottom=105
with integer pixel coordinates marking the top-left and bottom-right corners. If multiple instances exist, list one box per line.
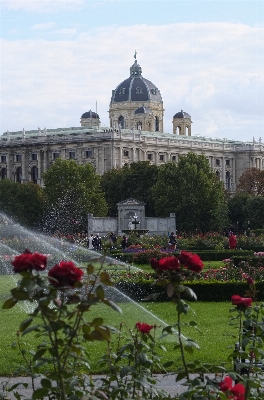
left=117, top=116, right=160, bottom=131
left=0, top=166, right=38, bottom=183
left=215, top=159, right=231, bottom=166
left=123, top=150, right=176, bottom=162
left=0, top=150, right=94, bottom=163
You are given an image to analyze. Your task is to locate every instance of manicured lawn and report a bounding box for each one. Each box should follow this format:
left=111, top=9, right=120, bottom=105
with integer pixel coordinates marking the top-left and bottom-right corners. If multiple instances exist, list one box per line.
left=0, top=275, right=236, bottom=375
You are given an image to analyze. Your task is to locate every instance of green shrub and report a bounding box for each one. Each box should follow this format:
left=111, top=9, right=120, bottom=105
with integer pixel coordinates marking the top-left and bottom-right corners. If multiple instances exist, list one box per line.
left=115, top=281, right=264, bottom=302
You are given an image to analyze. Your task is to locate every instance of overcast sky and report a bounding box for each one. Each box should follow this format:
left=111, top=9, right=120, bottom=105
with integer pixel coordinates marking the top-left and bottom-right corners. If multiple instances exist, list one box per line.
left=0, top=0, right=263, bottom=142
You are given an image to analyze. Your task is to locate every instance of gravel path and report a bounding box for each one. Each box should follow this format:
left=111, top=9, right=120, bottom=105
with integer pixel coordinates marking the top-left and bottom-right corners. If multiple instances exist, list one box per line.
left=0, top=374, right=208, bottom=399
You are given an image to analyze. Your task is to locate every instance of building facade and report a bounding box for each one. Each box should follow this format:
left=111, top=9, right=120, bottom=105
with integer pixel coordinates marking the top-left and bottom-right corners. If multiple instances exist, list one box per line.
left=1, top=57, right=263, bottom=191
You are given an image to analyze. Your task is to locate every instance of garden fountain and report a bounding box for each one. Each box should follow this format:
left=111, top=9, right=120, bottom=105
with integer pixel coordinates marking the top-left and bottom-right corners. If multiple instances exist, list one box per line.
left=0, top=213, right=178, bottom=335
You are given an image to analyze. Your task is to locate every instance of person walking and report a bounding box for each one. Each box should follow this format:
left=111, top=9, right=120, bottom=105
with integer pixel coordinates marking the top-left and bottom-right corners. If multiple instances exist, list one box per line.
left=87, top=234, right=94, bottom=250
left=228, top=232, right=237, bottom=250
left=168, top=232, right=177, bottom=250
left=92, top=233, right=102, bottom=251
left=121, top=235, right=128, bottom=250
left=109, top=232, right=117, bottom=249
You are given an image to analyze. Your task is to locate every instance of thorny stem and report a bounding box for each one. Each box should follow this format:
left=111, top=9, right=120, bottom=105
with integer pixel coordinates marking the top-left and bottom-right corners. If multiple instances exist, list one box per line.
left=17, top=332, right=36, bottom=393
left=177, top=300, right=190, bottom=383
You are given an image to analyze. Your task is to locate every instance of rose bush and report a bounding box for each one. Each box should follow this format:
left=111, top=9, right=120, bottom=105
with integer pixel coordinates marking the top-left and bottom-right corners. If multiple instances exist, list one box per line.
left=4, top=248, right=264, bottom=399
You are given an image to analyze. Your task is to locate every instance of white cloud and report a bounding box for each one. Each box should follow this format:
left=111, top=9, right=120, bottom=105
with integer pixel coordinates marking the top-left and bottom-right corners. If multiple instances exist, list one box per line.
left=31, top=22, right=55, bottom=31
left=0, top=0, right=85, bottom=13
left=1, top=22, right=264, bottom=142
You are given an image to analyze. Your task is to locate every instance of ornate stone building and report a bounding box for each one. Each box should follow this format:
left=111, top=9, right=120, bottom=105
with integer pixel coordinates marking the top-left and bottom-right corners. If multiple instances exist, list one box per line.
left=0, top=56, right=263, bottom=191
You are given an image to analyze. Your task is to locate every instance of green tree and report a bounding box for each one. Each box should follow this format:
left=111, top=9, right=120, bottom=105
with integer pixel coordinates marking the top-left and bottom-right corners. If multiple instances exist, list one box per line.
left=0, top=180, right=46, bottom=228
left=227, top=192, right=251, bottom=232
left=42, top=159, right=107, bottom=234
left=244, top=196, right=264, bottom=230
left=151, top=153, right=227, bottom=233
left=101, top=161, right=158, bottom=216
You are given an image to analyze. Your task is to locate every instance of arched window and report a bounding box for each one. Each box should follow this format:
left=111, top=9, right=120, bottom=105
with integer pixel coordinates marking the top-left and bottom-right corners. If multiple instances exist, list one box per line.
left=137, top=121, right=142, bottom=130
left=31, top=166, right=38, bottom=184
left=16, top=167, right=22, bottom=183
left=1, top=168, right=7, bottom=180
left=155, top=116, right=159, bottom=132
left=225, top=171, right=231, bottom=189
left=118, top=116, right=125, bottom=129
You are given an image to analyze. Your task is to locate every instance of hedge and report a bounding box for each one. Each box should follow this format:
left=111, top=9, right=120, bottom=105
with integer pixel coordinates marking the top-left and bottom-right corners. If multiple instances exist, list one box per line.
left=109, top=249, right=255, bottom=264
left=115, top=281, right=264, bottom=302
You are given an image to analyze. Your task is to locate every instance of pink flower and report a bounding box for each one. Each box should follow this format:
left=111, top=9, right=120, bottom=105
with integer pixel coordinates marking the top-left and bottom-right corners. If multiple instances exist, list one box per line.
left=136, top=322, right=154, bottom=334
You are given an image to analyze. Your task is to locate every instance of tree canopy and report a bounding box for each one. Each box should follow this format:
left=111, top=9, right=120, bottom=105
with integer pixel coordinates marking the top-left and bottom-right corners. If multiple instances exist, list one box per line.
left=0, top=180, right=46, bottom=228
left=42, top=159, right=107, bottom=234
left=151, top=153, right=227, bottom=233
left=237, top=168, right=264, bottom=196
left=101, top=161, right=158, bottom=216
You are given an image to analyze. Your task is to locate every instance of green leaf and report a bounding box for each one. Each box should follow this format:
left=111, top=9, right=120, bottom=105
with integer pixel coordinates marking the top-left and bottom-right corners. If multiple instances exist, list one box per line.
left=163, top=361, right=174, bottom=368
left=40, top=378, right=52, bottom=389
left=20, top=318, right=33, bottom=332
left=176, top=371, right=187, bottom=381
left=2, top=298, right=18, bottom=309
left=166, top=283, right=174, bottom=298
left=102, top=299, right=122, bottom=314
left=100, top=271, right=114, bottom=286
left=87, top=264, right=94, bottom=274
left=95, top=284, right=105, bottom=300
left=183, top=286, right=197, bottom=301
left=91, top=318, right=104, bottom=327
left=32, top=388, right=50, bottom=399
left=22, top=325, right=41, bottom=336
left=177, top=300, right=189, bottom=315
left=120, top=366, right=130, bottom=378
left=11, top=288, right=29, bottom=300
left=91, top=326, right=111, bottom=341
left=162, top=326, right=173, bottom=334
left=33, top=348, right=47, bottom=361
left=82, top=323, right=91, bottom=334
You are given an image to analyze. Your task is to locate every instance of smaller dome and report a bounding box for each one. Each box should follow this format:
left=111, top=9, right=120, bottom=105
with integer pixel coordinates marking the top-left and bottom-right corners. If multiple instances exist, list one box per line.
left=173, top=110, right=191, bottom=119
left=81, top=110, right=99, bottom=119
left=135, top=106, right=152, bottom=115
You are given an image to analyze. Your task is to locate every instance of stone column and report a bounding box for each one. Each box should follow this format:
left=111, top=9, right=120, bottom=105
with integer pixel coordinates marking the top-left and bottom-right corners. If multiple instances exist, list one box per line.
left=232, top=158, right=236, bottom=191
left=22, top=151, right=27, bottom=183
left=222, top=157, right=225, bottom=183
left=119, top=147, right=123, bottom=168
left=43, top=150, right=48, bottom=173
left=6, top=153, right=11, bottom=180
left=37, top=151, right=42, bottom=185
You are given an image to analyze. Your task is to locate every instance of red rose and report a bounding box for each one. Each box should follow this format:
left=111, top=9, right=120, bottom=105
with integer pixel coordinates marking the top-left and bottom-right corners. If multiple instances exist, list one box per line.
left=230, top=383, right=245, bottom=399
left=150, top=257, right=180, bottom=271
left=48, top=261, right=84, bottom=287
left=12, top=250, right=47, bottom=273
left=178, top=251, right=204, bottom=273
left=231, top=294, right=252, bottom=309
left=219, top=377, right=245, bottom=399
left=136, top=322, right=154, bottom=334
left=219, top=376, right=233, bottom=392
